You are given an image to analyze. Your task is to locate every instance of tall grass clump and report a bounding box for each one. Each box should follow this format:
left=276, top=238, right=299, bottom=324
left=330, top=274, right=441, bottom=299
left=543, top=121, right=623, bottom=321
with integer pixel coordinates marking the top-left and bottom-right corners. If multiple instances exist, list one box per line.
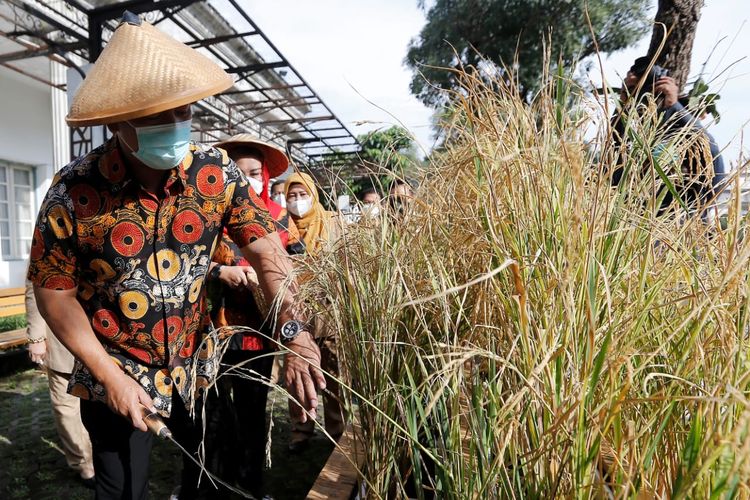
left=303, top=67, right=750, bottom=498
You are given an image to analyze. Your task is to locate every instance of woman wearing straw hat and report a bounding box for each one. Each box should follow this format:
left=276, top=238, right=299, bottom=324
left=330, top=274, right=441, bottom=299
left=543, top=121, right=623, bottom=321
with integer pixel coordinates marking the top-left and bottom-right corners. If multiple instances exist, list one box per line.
left=202, top=134, right=302, bottom=496
left=29, top=13, right=324, bottom=500
left=213, top=134, right=303, bottom=254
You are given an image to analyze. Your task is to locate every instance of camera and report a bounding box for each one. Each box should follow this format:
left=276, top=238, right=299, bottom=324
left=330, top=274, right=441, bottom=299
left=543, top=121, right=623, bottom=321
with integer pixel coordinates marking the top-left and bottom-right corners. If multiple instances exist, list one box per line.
left=629, top=57, right=669, bottom=97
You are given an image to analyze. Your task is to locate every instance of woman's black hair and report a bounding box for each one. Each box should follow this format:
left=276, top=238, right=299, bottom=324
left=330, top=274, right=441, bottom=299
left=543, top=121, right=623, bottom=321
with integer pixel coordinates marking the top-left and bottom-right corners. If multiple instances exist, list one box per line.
left=358, top=186, right=379, bottom=201
left=226, top=145, right=264, bottom=161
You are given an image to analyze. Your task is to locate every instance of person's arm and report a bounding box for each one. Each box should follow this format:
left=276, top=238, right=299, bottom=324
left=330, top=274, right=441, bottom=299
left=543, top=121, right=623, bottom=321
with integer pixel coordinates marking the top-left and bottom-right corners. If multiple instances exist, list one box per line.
left=655, top=77, right=700, bottom=130
left=660, top=101, right=698, bottom=130
left=240, top=232, right=325, bottom=423
left=33, top=287, right=155, bottom=431
left=28, top=178, right=154, bottom=431
left=222, top=159, right=324, bottom=423
left=25, top=279, right=47, bottom=365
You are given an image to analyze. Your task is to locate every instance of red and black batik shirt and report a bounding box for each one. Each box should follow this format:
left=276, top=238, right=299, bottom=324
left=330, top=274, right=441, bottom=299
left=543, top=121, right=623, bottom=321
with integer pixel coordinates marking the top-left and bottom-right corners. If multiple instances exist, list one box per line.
left=27, top=137, right=276, bottom=416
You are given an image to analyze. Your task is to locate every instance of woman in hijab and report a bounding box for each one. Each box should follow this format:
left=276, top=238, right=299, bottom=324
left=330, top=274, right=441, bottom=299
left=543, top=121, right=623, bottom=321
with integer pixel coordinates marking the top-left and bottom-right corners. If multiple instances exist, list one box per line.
left=203, top=135, right=301, bottom=497
left=284, top=172, right=338, bottom=257
left=284, top=172, right=346, bottom=451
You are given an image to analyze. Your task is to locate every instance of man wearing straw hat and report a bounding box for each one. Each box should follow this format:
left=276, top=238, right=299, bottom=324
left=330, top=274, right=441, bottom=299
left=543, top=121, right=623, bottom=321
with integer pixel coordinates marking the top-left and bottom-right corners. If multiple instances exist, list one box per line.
left=28, top=12, right=324, bottom=500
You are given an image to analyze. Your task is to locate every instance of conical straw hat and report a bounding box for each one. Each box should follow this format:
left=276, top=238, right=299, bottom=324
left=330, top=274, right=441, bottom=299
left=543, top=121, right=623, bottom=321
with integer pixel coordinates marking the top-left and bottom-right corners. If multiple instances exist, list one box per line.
left=214, top=134, right=289, bottom=178
left=67, top=14, right=234, bottom=127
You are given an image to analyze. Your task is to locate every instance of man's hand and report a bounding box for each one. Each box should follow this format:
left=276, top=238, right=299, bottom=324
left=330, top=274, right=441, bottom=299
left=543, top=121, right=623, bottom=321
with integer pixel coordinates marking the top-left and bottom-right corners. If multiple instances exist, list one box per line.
left=655, top=76, right=679, bottom=108
left=239, top=234, right=325, bottom=421
left=102, top=370, right=156, bottom=432
left=28, top=340, right=47, bottom=365
left=620, top=72, right=638, bottom=103
left=219, top=265, right=253, bottom=289
left=284, top=331, right=326, bottom=424
left=34, top=286, right=156, bottom=431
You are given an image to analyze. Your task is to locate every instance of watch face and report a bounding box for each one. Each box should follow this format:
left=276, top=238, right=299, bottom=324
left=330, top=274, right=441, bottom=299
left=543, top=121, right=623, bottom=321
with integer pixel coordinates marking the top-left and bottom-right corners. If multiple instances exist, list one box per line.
left=281, top=320, right=301, bottom=341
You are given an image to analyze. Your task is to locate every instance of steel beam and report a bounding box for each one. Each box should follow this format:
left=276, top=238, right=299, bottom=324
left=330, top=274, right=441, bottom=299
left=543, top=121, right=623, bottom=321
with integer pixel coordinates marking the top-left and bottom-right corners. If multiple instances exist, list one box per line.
left=301, top=126, right=352, bottom=133
left=218, top=83, right=305, bottom=96
left=226, top=61, right=287, bottom=75
left=298, top=136, right=357, bottom=146
left=187, top=31, right=257, bottom=48
left=0, top=61, right=63, bottom=88
left=261, top=115, right=334, bottom=126
left=87, top=0, right=201, bottom=19
left=0, top=41, right=87, bottom=63
left=232, top=95, right=317, bottom=108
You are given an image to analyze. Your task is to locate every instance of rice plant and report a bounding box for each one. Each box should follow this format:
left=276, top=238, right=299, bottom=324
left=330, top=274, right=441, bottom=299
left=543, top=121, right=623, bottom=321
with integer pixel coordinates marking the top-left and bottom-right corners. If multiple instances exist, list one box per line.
left=303, top=66, right=750, bottom=498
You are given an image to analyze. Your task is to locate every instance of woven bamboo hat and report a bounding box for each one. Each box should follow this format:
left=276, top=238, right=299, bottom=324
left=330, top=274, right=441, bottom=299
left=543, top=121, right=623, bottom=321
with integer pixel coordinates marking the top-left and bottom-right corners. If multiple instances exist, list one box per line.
left=214, top=134, right=289, bottom=178
left=67, top=12, right=234, bottom=127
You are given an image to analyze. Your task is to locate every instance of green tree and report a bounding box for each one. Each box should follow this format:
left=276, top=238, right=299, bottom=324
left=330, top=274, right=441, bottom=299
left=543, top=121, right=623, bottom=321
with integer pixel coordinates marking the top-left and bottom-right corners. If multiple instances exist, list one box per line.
left=358, top=126, right=419, bottom=175
left=406, top=0, right=651, bottom=106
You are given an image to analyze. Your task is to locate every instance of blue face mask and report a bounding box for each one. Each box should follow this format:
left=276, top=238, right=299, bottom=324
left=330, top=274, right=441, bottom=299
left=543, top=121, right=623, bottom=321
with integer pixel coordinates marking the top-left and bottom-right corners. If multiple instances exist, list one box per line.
left=126, top=119, right=192, bottom=171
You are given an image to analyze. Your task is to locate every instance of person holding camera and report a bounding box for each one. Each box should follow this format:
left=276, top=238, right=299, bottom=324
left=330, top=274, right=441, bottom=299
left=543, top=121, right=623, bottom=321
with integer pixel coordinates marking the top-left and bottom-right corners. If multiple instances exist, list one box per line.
left=610, top=56, right=725, bottom=216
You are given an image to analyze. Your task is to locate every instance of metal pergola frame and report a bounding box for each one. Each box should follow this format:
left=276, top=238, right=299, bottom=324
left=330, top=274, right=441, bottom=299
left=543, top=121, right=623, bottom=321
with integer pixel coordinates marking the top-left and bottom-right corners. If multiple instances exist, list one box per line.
left=0, top=0, right=360, bottom=168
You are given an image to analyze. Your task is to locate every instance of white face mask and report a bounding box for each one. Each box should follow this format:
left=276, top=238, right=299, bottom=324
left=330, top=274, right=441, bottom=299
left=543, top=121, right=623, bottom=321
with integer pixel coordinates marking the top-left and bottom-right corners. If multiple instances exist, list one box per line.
left=248, top=177, right=264, bottom=196
left=363, top=203, right=380, bottom=216
left=288, top=198, right=312, bottom=217
left=272, top=194, right=286, bottom=208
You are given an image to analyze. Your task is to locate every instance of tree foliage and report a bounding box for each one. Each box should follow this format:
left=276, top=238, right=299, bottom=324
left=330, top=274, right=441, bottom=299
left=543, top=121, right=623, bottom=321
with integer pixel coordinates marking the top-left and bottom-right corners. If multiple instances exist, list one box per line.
left=358, top=126, right=419, bottom=174
left=406, top=0, right=652, bottom=107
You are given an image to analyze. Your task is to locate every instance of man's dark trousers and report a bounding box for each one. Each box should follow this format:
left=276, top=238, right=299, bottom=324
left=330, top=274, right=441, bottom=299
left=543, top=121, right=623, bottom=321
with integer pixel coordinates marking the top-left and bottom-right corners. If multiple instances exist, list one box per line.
left=81, top=392, right=204, bottom=500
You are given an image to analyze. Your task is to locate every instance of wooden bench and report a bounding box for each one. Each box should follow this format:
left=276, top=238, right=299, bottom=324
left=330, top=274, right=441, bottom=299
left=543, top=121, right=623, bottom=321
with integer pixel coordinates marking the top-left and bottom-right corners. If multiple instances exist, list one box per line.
left=308, top=423, right=364, bottom=499
left=0, top=287, right=27, bottom=351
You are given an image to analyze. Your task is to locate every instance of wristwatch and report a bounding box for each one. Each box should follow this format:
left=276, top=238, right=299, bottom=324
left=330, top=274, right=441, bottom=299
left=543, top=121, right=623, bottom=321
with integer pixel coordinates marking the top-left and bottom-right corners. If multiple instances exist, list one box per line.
left=208, top=264, right=223, bottom=281
left=279, top=320, right=304, bottom=344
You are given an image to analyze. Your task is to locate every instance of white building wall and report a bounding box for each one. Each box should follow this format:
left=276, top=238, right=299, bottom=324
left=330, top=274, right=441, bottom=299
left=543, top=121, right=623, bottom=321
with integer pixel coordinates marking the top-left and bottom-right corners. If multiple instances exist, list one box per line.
left=0, top=65, right=54, bottom=288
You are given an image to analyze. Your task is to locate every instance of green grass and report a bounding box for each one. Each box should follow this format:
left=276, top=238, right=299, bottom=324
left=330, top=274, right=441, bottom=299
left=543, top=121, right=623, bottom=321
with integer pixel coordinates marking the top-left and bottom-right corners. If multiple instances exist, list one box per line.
left=0, top=315, right=26, bottom=333
left=0, top=368, right=331, bottom=499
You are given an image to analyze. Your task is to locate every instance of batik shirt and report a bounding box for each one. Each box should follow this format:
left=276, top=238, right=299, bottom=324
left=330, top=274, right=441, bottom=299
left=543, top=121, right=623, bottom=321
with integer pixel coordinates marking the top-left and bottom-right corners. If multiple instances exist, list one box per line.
left=209, top=204, right=303, bottom=351
left=27, top=137, right=276, bottom=416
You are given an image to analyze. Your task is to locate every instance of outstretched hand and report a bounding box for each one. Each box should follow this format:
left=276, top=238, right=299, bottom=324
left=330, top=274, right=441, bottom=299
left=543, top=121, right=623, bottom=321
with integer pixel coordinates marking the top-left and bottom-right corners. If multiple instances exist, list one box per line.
left=284, top=331, right=326, bottom=423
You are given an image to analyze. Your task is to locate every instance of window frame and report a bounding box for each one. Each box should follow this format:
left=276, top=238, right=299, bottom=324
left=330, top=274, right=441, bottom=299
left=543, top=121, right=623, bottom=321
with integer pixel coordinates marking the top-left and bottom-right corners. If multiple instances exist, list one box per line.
left=0, top=159, right=37, bottom=261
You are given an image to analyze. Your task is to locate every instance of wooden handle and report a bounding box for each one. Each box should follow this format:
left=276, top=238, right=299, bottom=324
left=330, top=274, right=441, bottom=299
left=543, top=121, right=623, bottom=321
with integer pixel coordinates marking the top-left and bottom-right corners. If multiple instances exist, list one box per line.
left=140, top=405, right=172, bottom=439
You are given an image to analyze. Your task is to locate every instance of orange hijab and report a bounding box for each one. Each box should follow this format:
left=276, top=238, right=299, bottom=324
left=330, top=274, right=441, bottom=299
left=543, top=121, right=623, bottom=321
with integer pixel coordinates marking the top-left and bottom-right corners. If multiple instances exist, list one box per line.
left=285, top=172, right=333, bottom=256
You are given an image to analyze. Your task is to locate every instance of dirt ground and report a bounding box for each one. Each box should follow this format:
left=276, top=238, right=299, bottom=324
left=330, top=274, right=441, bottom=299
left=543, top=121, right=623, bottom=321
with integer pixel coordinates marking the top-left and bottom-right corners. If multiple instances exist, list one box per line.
left=0, top=362, right=333, bottom=499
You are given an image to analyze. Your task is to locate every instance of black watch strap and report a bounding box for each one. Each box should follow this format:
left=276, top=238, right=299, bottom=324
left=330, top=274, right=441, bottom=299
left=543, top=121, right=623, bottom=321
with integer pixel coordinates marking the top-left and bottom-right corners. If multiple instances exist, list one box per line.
left=209, top=264, right=223, bottom=281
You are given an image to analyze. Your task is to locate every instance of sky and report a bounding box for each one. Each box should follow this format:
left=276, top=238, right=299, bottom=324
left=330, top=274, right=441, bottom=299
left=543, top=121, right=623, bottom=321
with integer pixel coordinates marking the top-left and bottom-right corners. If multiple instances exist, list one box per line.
left=242, top=0, right=750, bottom=167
